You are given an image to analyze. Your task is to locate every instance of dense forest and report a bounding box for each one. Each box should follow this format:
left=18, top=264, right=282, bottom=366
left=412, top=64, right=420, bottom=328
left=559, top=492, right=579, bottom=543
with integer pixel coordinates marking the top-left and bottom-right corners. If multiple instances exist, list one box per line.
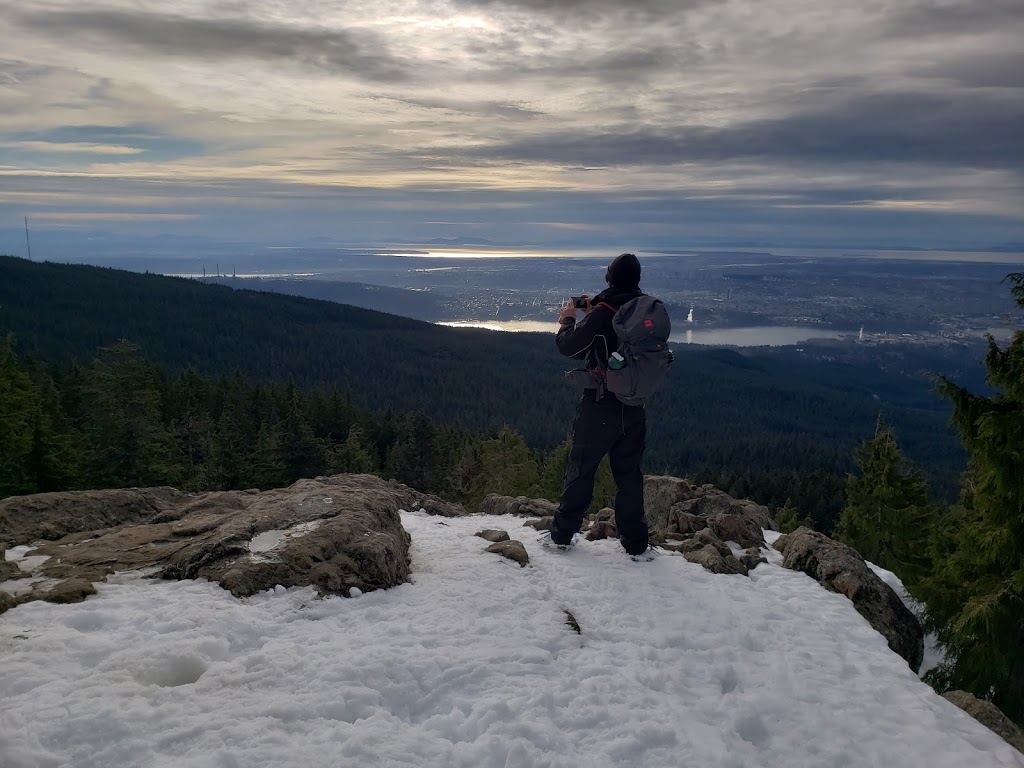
left=0, top=337, right=616, bottom=516
left=0, top=255, right=971, bottom=529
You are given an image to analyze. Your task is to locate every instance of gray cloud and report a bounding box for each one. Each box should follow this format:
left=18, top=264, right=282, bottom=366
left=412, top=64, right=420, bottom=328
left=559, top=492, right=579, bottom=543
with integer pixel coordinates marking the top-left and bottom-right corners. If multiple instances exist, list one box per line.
left=886, top=0, right=1024, bottom=37
left=446, top=90, right=1024, bottom=171
left=12, top=8, right=412, bottom=83
left=455, top=0, right=715, bottom=16
left=917, top=52, right=1024, bottom=89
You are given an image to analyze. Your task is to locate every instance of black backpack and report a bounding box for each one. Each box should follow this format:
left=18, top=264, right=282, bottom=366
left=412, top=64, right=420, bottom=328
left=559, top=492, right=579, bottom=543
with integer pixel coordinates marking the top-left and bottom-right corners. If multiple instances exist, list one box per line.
left=566, top=296, right=674, bottom=405
left=605, top=296, right=673, bottom=405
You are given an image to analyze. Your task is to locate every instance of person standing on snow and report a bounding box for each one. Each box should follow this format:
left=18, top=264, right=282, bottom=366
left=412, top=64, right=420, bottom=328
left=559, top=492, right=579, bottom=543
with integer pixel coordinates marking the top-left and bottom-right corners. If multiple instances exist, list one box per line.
left=548, top=253, right=651, bottom=558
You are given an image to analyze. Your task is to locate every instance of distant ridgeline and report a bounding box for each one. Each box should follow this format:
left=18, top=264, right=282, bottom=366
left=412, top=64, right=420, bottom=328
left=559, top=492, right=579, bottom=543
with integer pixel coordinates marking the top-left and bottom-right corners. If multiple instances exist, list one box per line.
left=0, top=255, right=966, bottom=529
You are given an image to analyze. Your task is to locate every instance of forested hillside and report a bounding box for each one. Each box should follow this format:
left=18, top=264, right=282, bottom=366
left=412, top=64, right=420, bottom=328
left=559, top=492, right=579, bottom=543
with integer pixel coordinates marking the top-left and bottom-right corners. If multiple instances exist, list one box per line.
left=0, top=255, right=967, bottom=528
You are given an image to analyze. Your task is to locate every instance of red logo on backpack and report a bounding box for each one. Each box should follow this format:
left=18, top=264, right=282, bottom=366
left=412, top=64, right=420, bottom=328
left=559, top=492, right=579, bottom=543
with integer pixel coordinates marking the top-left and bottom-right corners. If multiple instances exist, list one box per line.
left=644, top=319, right=653, bottom=328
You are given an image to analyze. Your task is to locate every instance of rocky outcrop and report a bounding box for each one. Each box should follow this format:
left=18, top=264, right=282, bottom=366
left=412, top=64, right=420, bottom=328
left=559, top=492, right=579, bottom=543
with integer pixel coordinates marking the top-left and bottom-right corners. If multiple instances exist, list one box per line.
left=675, top=528, right=749, bottom=575
left=484, top=479, right=773, bottom=577
left=485, top=540, right=529, bottom=567
left=773, top=527, right=924, bottom=671
left=0, top=486, right=190, bottom=544
left=0, top=474, right=432, bottom=613
left=475, top=529, right=510, bottom=543
left=644, top=475, right=775, bottom=537
left=478, top=494, right=558, bottom=517
left=942, top=691, right=1024, bottom=754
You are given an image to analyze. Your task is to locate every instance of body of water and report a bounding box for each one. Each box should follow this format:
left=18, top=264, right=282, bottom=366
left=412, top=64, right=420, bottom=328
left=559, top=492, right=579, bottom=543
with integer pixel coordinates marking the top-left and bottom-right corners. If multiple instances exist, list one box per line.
left=437, top=320, right=848, bottom=347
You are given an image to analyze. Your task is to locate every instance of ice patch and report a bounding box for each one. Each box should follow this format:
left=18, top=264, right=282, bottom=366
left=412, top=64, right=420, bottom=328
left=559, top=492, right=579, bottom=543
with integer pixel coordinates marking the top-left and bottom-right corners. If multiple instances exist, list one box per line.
left=0, top=577, right=60, bottom=598
left=4, top=545, right=50, bottom=574
left=5, top=545, right=35, bottom=561
left=248, top=521, right=322, bottom=554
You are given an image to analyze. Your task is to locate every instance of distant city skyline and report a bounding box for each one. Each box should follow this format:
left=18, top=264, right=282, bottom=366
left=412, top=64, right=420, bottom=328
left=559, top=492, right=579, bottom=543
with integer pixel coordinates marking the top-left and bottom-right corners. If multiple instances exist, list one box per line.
left=1, top=0, right=1022, bottom=252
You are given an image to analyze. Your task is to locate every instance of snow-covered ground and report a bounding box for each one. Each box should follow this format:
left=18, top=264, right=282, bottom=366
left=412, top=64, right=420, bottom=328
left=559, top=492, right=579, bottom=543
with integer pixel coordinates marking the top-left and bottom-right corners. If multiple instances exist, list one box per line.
left=1, top=512, right=1021, bottom=768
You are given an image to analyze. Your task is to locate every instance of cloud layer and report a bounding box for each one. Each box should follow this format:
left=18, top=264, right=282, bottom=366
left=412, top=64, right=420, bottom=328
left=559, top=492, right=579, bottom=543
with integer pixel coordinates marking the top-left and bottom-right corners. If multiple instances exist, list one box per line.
left=0, top=0, right=1021, bottom=246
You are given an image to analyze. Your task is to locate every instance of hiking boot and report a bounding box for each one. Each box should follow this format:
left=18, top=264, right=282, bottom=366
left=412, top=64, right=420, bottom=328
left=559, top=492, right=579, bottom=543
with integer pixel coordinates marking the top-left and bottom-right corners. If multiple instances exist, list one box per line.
left=628, top=546, right=660, bottom=562
left=539, top=531, right=579, bottom=551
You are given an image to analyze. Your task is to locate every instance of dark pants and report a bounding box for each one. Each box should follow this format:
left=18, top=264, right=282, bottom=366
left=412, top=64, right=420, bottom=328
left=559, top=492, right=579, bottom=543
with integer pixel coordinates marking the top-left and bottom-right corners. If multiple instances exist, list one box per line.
left=550, top=392, right=649, bottom=555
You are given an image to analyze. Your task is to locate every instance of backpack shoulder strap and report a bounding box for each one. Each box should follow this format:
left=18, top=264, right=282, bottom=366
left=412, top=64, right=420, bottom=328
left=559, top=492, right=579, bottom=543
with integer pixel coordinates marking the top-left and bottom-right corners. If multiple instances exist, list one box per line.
left=597, top=301, right=618, bottom=313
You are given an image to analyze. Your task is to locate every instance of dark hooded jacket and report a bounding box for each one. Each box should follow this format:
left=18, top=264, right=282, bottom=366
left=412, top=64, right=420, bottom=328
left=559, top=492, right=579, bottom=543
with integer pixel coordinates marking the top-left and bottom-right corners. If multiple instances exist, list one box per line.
left=556, top=285, right=644, bottom=390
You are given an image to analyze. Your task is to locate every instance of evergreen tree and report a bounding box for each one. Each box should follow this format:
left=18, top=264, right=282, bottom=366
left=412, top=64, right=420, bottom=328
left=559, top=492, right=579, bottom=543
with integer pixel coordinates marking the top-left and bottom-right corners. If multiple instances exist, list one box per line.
left=467, top=426, right=541, bottom=508
left=26, top=374, right=82, bottom=492
left=279, top=386, right=327, bottom=481
left=82, top=341, right=180, bottom=487
left=917, top=274, right=1024, bottom=723
left=539, top=437, right=572, bottom=502
left=0, top=336, right=37, bottom=497
left=834, top=418, right=936, bottom=587
left=248, top=421, right=288, bottom=489
left=774, top=498, right=814, bottom=533
left=209, top=409, right=249, bottom=490
left=330, top=425, right=375, bottom=474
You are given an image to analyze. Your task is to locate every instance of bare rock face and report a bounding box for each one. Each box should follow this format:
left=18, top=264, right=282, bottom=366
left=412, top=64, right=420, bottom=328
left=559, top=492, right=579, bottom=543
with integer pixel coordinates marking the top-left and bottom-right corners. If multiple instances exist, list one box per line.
left=475, top=529, right=510, bottom=543
left=942, top=691, right=1024, bottom=754
left=586, top=521, right=618, bottom=541
left=774, top=527, right=924, bottom=672
left=0, top=555, right=20, bottom=582
left=478, top=494, right=558, bottom=517
left=644, top=476, right=772, bottom=558
left=683, top=545, right=748, bottom=576
left=485, top=540, right=530, bottom=567
left=0, top=474, right=422, bottom=613
left=705, top=512, right=765, bottom=549
left=0, top=486, right=189, bottom=544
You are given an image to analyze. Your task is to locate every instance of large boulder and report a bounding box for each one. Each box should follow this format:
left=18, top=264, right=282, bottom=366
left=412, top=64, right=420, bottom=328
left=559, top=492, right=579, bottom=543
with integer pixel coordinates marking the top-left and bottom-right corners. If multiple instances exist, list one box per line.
left=774, top=527, right=924, bottom=671
left=0, top=474, right=422, bottom=613
left=644, top=476, right=775, bottom=537
left=478, top=494, right=558, bottom=517
left=942, top=691, right=1024, bottom=754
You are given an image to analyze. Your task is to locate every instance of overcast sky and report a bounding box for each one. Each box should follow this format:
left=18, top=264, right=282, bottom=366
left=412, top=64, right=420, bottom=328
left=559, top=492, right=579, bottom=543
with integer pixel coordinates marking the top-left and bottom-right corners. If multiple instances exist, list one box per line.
left=1, top=0, right=1022, bottom=249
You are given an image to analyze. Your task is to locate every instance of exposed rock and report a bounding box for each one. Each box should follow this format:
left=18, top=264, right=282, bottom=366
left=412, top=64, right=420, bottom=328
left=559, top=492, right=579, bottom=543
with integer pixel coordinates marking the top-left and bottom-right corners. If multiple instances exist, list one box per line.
left=687, top=528, right=733, bottom=558
left=0, top=590, right=19, bottom=615
left=643, top=476, right=697, bottom=533
left=775, top=527, right=924, bottom=671
left=478, top=494, right=558, bottom=517
left=666, top=508, right=707, bottom=536
left=485, top=540, right=529, bottom=567
left=942, top=691, right=1024, bottom=754
left=740, top=547, right=768, bottom=572
left=772, top=533, right=790, bottom=553
left=475, top=529, right=510, bottom=543
left=522, top=516, right=554, bottom=531
left=706, top=512, right=766, bottom=549
left=411, top=494, right=467, bottom=518
left=592, top=507, right=615, bottom=523
left=644, top=476, right=775, bottom=535
left=0, top=486, right=189, bottom=543
left=0, top=474, right=421, bottom=608
left=586, top=521, right=618, bottom=541
left=40, top=578, right=97, bottom=605
left=0, top=556, right=20, bottom=582
left=683, top=545, right=748, bottom=576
